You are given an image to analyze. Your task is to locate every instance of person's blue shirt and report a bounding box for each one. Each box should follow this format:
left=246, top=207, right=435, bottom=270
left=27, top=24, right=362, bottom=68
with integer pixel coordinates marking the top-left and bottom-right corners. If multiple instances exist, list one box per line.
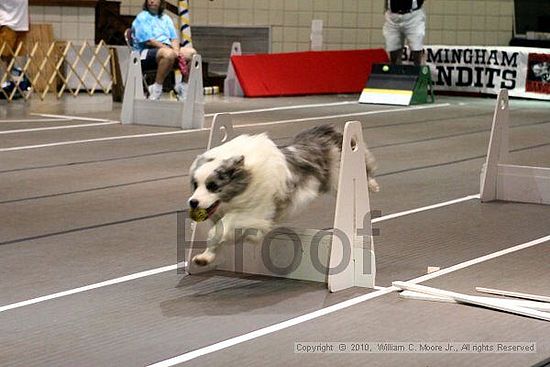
left=131, top=10, right=177, bottom=52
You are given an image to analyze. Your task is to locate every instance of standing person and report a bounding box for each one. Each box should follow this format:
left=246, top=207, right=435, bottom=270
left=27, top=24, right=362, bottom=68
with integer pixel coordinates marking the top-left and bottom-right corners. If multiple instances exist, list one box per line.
left=131, top=0, right=196, bottom=100
left=0, top=0, right=29, bottom=59
left=383, top=0, right=426, bottom=66
left=0, top=0, right=29, bottom=97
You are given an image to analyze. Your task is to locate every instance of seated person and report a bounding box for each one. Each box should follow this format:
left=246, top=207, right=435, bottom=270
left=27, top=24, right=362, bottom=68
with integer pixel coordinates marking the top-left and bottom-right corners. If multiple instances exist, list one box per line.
left=131, top=0, right=196, bottom=100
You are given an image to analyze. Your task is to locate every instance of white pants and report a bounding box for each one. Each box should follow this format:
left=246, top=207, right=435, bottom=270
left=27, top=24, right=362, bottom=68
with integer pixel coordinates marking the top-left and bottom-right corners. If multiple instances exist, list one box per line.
left=383, top=8, right=426, bottom=52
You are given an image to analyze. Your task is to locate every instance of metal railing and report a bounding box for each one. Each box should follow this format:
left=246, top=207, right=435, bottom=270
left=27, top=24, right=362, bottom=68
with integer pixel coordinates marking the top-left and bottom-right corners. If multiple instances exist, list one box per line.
left=1, top=40, right=115, bottom=102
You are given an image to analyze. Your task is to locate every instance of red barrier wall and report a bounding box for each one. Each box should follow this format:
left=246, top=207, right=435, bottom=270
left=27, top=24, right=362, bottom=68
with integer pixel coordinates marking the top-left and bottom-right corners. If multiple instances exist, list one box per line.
left=231, top=49, right=389, bottom=97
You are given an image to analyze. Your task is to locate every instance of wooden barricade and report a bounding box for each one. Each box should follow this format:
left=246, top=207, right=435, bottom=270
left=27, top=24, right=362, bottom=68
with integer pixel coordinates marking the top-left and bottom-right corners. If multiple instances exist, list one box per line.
left=1, top=27, right=114, bottom=102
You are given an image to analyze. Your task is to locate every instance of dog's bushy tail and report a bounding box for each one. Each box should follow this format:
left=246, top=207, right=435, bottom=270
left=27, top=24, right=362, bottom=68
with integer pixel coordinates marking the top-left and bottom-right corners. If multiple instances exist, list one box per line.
left=295, top=124, right=379, bottom=192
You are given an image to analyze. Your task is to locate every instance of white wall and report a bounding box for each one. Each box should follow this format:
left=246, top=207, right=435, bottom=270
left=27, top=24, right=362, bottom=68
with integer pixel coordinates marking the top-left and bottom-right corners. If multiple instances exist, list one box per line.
left=29, top=0, right=515, bottom=49
left=29, top=6, right=95, bottom=42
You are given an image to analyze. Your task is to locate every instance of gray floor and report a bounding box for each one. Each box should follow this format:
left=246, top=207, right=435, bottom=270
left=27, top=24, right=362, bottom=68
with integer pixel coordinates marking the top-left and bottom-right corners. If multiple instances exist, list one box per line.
left=0, top=93, right=549, bottom=367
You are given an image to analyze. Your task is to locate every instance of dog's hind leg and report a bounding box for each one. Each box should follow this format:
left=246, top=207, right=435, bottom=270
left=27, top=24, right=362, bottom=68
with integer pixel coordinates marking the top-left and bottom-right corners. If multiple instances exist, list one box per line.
left=330, top=146, right=379, bottom=194
left=364, top=146, right=380, bottom=192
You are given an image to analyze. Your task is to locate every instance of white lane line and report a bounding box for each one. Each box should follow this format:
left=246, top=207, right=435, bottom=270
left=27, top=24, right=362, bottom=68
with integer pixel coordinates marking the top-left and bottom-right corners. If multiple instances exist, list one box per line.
left=30, top=113, right=112, bottom=122
left=147, top=234, right=550, bottom=367
left=204, top=101, right=359, bottom=117
left=0, top=121, right=119, bottom=135
left=228, top=103, right=451, bottom=128
left=0, top=195, right=479, bottom=312
left=0, top=193, right=534, bottom=315
left=402, top=235, right=550, bottom=285
left=28, top=102, right=360, bottom=122
left=0, top=194, right=480, bottom=314
left=0, top=103, right=450, bottom=152
left=148, top=288, right=397, bottom=367
left=372, top=194, right=480, bottom=223
left=0, top=118, right=68, bottom=123
left=0, top=265, right=176, bottom=313
left=0, top=130, right=200, bottom=152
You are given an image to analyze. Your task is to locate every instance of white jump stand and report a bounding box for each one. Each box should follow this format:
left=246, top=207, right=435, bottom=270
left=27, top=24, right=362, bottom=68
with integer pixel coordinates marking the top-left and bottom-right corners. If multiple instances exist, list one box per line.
left=121, top=52, right=204, bottom=129
left=184, top=114, right=376, bottom=292
left=223, top=42, right=244, bottom=97
left=480, top=89, right=550, bottom=204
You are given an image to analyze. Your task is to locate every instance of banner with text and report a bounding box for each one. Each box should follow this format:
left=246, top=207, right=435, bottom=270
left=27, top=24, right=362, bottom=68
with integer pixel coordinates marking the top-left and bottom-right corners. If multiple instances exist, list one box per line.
left=405, top=45, right=550, bottom=100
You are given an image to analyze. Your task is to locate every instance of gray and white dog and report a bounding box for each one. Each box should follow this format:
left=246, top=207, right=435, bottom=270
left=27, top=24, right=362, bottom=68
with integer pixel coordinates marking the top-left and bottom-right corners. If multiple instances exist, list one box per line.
left=188, top=125, right=379, bottom=266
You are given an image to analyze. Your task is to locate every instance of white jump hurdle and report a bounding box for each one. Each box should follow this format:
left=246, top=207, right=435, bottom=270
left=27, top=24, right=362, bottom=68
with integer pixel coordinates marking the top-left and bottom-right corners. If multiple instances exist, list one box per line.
left=223, top=42, right=244, bottom=97
left=184, top=114, right=376, bottom=292
left=121, top=52, right=204, bottom=129
left=480, top=89, right=550, bottom=204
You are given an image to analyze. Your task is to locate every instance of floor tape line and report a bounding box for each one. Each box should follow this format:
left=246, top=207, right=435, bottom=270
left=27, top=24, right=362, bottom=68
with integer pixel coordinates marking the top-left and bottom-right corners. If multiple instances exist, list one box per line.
left=0, top=265, right=177, bottom=313
left=0, top=122, right=119, bottom=135
left=1, top=104, right=451, bottom=152
left=147, top=234, right=550, bottom=366
left=0, top=194, right=490, bottom=314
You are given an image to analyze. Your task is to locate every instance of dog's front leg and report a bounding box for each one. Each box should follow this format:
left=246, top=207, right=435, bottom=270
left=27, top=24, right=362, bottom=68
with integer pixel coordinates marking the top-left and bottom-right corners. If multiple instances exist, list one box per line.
left=192, top=244, right=220, bottom=267
left=192, top=214, right=272, bottom=266
left=192, top=219, right=234, bottom=266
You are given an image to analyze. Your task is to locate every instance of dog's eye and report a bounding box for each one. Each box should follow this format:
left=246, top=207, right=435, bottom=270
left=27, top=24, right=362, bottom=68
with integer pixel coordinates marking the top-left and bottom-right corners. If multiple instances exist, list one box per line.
left=191, top=180, right=198, bottom=191
left=206, top=182, right=219, bottom=192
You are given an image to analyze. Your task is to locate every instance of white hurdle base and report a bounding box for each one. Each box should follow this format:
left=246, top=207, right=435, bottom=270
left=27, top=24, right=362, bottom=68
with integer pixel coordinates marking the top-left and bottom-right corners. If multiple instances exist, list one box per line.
left=480, top=89, right=550, bottom=204
left=121, top=52, right=204, bottom=129
left=209, top=228, right=332, bottom=284
left=223, top=42, right=244, bottom=97
left=185, top=114, right=376, bottom=292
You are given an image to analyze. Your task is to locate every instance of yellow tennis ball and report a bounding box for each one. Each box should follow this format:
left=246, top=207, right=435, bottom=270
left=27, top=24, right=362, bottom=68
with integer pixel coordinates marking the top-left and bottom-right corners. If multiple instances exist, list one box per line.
left=382, top=65, right=390, bottom=72
left=190, top=208, right=209, bottom=222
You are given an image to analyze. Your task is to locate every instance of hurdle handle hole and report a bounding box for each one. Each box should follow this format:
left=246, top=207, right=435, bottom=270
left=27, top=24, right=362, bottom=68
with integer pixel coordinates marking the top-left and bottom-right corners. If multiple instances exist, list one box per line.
left=350, top=136, right=358, bottom=152
left=500, top=98, right=507, bottom=110
left=219, top=126, right=228, bottom=143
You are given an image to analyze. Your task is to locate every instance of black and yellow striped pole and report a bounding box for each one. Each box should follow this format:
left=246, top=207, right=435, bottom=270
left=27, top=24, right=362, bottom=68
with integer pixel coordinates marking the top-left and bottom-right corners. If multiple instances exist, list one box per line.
left=178, top=0, right=192, bottom=48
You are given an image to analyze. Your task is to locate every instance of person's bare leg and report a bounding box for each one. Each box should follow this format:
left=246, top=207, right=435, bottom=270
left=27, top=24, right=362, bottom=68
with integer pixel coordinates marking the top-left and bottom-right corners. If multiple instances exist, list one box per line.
left=179, top=46, right=196, bottom=60
left=178, top=46, right=196, bottom=82
left=155, top=48, right=177, bottom=85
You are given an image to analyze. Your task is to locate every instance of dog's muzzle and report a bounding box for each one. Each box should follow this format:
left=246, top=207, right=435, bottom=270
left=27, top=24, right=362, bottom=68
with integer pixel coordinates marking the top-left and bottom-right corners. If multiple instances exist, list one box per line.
left=188, top=200, right=220, bottom=222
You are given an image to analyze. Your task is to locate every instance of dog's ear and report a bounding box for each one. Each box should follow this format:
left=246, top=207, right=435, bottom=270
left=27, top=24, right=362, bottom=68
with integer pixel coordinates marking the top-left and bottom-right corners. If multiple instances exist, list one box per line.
left=190, top=155, right=214, bottom=174
left=219, top=155, right=245, bottom=178
left=189, top=154, right=202, bottom=174
left=228, top=155, right=245, bottom=167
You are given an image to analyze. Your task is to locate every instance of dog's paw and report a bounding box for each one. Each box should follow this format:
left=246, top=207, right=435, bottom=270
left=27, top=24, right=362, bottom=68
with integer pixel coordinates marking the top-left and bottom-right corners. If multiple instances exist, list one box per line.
left=368, top=178, right=380, bottom=193
left=192, top=252, right=215, bottom=266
